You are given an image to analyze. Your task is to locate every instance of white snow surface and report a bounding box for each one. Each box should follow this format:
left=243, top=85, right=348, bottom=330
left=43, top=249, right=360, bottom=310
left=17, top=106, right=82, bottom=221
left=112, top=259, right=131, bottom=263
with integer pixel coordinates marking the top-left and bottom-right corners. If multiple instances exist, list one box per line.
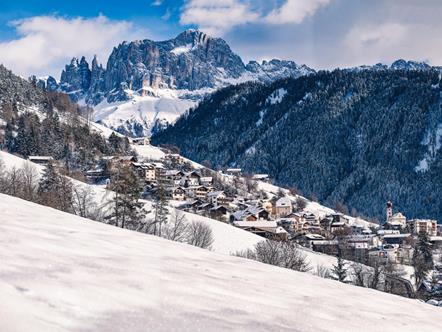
left=171, top=44, right=193, bottom=55
left=1, top=194, right=442, bottom=332
left=93, top=88, right=198, bottom=135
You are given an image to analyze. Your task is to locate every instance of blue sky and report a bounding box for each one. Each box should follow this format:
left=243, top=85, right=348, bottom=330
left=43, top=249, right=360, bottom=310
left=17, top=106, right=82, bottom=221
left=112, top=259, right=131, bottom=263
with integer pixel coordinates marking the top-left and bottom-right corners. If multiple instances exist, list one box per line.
left=2, top=0, right=442, bottom=78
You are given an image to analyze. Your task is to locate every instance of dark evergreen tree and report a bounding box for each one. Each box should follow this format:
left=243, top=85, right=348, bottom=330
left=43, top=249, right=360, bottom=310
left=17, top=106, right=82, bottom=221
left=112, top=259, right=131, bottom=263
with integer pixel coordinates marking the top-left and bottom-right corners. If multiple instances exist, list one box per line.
left=108, top=165, right=146, bottom=229
left=332, top=249, right=348, bottom=282
left=38, top=162, right=73, bottom=212
left=412, top=232, right=434, bottom=286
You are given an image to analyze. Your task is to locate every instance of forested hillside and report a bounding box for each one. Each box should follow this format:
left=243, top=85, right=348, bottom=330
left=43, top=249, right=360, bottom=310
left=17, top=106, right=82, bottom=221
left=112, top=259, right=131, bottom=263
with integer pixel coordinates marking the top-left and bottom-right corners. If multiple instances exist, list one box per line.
left=153, top=69, right=442, bottom=222
left=0, top=65, right=132, bottom=170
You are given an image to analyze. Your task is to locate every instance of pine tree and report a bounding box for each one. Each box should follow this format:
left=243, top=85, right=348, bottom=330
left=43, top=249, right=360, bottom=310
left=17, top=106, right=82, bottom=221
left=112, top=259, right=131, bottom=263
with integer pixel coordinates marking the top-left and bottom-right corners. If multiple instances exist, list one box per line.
left=412, top=232, right=434, bottom=287
left=109, top=165, right=145, bottom=229
left=38, top=162, right=73, bottom=212
left=332, top=249, right=348, bottom=282
left=150, top=179, right=169, bottom=236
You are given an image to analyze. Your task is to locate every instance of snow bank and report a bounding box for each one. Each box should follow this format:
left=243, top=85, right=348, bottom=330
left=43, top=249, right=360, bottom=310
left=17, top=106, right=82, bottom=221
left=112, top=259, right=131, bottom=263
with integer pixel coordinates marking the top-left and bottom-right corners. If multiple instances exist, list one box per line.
left=1, top=193, right=441, bottom=332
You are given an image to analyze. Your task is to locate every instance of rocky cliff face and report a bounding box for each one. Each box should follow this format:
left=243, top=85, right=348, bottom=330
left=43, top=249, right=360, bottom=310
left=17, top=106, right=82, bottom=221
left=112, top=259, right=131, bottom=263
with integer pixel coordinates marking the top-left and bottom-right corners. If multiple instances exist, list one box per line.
left=50, top=29, right=314, bottom=106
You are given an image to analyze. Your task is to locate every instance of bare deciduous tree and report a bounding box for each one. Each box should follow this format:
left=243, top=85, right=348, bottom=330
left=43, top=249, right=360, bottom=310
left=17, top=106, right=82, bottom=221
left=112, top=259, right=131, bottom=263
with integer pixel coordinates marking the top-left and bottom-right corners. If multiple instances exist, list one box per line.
left=20, top=162, right=38, bottom=202
left=162, top=210, right=189, bottom=242
left=72, top=185, right=104, bottom=221
left=253, top=240, right=311, bottom=272
left=187, top=221, right=214, bottom=249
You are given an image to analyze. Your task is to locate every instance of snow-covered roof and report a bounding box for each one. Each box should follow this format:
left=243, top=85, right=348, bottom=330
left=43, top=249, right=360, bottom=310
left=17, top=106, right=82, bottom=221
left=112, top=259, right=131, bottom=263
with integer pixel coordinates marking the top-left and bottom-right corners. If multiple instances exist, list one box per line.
left=226, top=168, right=241, bottom=172
left=383, top=233, right=411, bottom=239
left=207, top=191, right=224, bottom=197
left=28, top=156, right=53, bottom=161
left=234, top=220, right=278, bottom=228
left=252, top=174, right=269, bottom=180
left=275, top=197, right=292, bottom=207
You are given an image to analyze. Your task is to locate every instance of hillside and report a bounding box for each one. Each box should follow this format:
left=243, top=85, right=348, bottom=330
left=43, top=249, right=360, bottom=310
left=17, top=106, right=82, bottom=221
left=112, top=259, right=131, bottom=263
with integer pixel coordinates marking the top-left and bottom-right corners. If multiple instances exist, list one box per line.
left=153, top=68, right=442, bottom=223
left=1, top=193, right=441, bottom=332
left=0, top=65, right=132, bottom=169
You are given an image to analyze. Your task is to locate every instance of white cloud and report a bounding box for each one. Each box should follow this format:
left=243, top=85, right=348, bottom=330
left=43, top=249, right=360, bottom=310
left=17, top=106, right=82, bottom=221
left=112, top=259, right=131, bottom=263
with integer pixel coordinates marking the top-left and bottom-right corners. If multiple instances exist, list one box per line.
left=0, top=15, right=148, bottom=78
left=265, top=0, right=331, bottom=24
left=180, top=0, right=259, bottom=36
left=342, top=23, right=421, bottom=66
left=344, top=23, right=408, bottom=53
left=152, top=0, right=163, bottom=6
left=180, top=0, right=332, bottom=36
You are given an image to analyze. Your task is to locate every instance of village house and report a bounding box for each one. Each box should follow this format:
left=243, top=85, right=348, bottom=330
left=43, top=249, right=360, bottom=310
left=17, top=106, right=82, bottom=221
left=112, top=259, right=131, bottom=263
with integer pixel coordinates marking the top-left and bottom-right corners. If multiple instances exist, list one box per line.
left=103, top=155, right=137, bottom=172
left=195, top=186, right=212, bottom=199
left=171, top=187, right=186, bottom=201
left=164, top=170, right=185, bottom=186
left=311, top=239, right=339, bottom=255
left=273, top=197, right=292, bottom=218
left=131, top=137, right=150, bottom=145
left=182, top=171, right=201, bottom=187
left=382, top=233, right=412, bottom=246
left=200, top=176, right=213, bottom=186
left=303, top=213, right=318, bottom=225
left=209, top=205, right=229, bottom=221
left=252, top=174, right=270, bottom=182
left=85, top=168, right=107, bottom=183
left=233, top=220, right=287, bottom=240
left=207, top=191, right=227, bottom=206
left=369, top=245, right=410, bottom=264
left=225, top=168, right=242, bottom=176
left=164, top=153, right=184, bottom=165
left=299, top=233, right=327, bottom=249
left=28, top=156, right=54, bottom=165
left=408, top=219, right=438, bottom=236
left=232, top=206, right=270, bottom=222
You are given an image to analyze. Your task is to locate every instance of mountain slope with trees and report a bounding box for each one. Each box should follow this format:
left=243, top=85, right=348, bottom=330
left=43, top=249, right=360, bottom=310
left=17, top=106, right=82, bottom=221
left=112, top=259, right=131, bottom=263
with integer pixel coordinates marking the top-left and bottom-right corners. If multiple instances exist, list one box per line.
left=153, top=68, right=442, bottom=222
left=0, top=64, right=132, bottom=171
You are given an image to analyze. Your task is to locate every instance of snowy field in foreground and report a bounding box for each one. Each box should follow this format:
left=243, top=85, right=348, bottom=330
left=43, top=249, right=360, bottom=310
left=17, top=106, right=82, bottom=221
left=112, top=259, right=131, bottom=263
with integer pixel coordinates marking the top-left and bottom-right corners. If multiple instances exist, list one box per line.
left=1, top=194, right=442, bottom=332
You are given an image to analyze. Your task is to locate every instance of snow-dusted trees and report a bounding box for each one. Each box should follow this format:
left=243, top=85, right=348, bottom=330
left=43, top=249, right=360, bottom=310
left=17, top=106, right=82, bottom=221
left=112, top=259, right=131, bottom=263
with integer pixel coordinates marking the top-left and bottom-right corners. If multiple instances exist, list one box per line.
left=186, top=221, right=214, bottom=249
left=0, top=161, right=39, bottom=203
left=38, top=162, right=73, bottom=212
left=236, top=240, right=311, bottom=272
left=72, top=185, right=104, bottom=221
left=146, top=179, right=169, bottom=236
left=108, top=165, right=145, bottom=229
left=162, top=210, right=189, bottom=242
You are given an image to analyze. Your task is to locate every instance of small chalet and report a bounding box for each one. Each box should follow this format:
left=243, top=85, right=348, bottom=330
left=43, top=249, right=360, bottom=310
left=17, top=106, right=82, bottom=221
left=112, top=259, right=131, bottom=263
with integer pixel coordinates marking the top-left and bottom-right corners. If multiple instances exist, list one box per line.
left=233, top=206, right=270, bottom=221
left=200, top=176, right=213, bottom=186
left=233, top=220, right=286, bottom=240
left=210, top=205, right=229, bottom=221
left=183, top=171, right=201, bottom=186
left=172, top=187, right=186, bottom=201
left=132, top=137, right=150, bottom=145
left=225, top=168, right=242, bottom=176
left=207, top=191, right=227, bottom=206
left=195, top=186, right=212, bottom=199
left=28, top=156, right=53, bottom=165
left=252, top=174, right=270, bottom=182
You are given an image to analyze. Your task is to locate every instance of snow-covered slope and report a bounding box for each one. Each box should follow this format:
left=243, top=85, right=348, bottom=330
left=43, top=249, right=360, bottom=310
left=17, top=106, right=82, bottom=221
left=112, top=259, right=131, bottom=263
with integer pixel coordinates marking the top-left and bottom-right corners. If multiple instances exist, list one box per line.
left=1, top=193, right=441, bottom=332
left=92, top=88, right=199, bottom=136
